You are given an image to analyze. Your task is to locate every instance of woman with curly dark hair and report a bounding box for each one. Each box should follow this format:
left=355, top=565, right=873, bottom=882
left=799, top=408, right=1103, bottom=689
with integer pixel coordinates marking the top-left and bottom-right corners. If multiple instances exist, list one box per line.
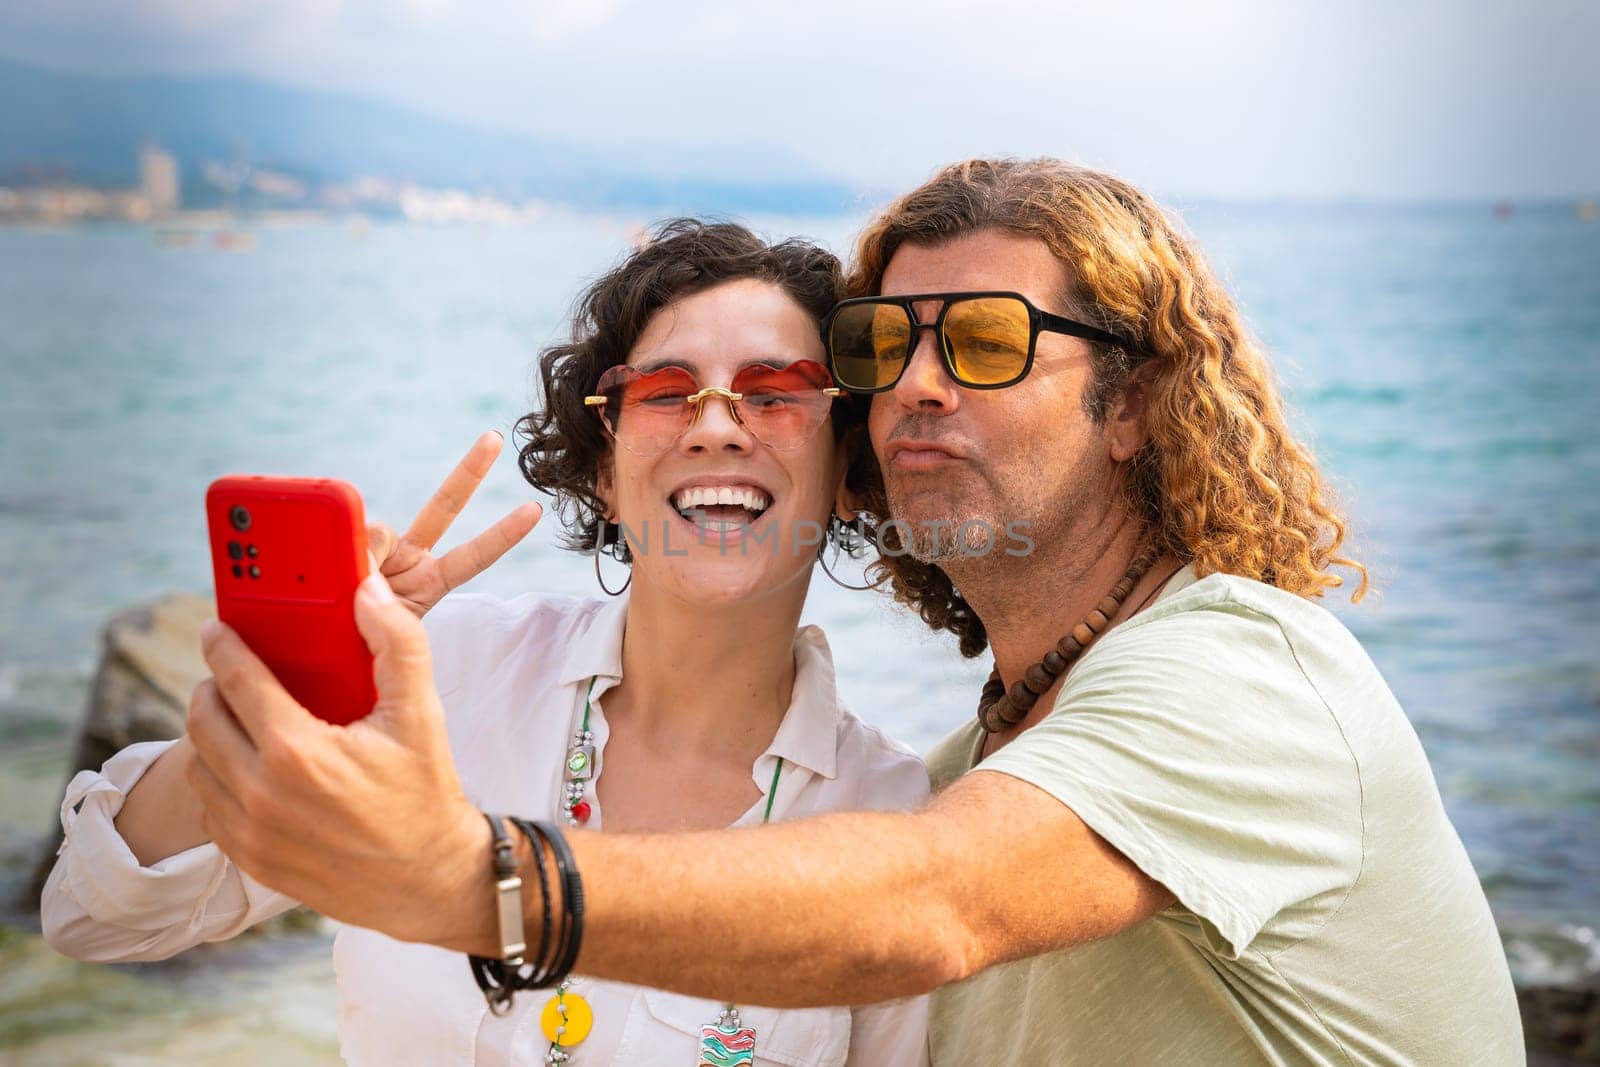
left=43, top=219, right=930, bottom=1066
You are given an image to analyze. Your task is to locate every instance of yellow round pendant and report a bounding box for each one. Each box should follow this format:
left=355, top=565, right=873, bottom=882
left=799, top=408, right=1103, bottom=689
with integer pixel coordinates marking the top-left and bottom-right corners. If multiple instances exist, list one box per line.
left=540, top=991, right=593, bottom=1046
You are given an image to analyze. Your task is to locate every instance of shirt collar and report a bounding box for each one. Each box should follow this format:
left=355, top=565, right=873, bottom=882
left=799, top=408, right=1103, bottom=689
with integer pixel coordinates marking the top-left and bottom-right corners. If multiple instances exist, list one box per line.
left=555, top=594, right=841, bottom=782
left=556, top=592, right=630, bottom=686
left=759, top=624, right=841, bottom=782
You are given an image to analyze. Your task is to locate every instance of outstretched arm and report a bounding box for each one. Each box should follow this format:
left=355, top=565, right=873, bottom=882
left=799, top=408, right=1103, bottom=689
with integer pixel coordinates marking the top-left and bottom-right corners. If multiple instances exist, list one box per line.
left=185, top=575, right=1174, bottom=1008
left=483, top=768, right=1173, bottom=1007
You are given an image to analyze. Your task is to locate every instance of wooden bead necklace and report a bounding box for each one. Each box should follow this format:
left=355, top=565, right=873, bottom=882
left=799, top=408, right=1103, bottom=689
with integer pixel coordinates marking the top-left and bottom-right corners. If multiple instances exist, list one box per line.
left=976, top=548, right=1160, bottom=733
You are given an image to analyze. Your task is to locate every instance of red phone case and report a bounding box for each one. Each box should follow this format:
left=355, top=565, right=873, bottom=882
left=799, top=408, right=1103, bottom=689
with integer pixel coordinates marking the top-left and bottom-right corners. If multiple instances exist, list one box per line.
left=205, top=475, right=376, bottom=725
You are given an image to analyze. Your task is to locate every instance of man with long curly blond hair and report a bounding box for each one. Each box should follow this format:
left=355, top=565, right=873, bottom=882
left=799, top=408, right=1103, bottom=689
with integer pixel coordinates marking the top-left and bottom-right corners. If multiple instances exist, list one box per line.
left=165, top=159, right=1523, bottom=1065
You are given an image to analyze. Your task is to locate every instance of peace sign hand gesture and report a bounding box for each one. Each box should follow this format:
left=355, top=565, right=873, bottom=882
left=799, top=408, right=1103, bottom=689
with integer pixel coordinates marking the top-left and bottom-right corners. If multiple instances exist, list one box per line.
left=367, top=431, right=542, bottom=618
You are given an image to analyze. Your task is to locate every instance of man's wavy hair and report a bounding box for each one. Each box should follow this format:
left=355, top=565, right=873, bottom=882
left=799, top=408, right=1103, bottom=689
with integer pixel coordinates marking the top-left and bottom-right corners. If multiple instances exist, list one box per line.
left=516, top=218, right=861, bottom=562
left=850, top=158, right=1368, bottom=657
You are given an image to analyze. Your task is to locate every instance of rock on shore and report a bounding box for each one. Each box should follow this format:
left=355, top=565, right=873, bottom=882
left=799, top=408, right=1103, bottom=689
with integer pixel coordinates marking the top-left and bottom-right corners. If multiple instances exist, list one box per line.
left=24, top=591, right=212, bottom=902
left=1522, top=981, right=1600, bottom=1063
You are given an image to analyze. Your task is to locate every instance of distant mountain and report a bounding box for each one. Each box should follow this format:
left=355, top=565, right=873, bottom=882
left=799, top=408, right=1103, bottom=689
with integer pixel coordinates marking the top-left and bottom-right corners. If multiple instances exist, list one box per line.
left=0, top=59, right=859, bottom=214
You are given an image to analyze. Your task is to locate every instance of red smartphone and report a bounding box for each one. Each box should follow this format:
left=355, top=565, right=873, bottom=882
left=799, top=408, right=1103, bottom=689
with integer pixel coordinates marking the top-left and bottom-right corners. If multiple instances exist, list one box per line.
left=205, top=475, right=377, bottom=725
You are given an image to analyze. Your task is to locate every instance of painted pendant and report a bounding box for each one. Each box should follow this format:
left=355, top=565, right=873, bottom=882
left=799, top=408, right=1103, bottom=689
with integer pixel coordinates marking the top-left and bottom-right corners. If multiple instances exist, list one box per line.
left=698, top=1006, right=756, bottom=1066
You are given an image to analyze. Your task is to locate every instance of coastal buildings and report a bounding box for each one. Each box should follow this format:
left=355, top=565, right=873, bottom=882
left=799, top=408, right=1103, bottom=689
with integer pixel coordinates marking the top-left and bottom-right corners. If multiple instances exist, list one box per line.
left=139, top=143, right=179, bottom=217
left=0, top=141, right=545, bottom=226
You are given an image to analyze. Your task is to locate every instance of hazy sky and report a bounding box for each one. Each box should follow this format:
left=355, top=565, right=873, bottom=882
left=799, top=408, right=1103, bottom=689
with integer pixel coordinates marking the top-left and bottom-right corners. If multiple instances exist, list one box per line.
left=3, top=0, right=1596, bottom=199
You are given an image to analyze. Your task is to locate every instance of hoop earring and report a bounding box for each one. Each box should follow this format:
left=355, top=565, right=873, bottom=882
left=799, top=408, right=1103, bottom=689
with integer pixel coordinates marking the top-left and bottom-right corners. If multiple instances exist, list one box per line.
left=817, top=515, right=874, bottom=592
left=594, top=523, right=631, bottom=597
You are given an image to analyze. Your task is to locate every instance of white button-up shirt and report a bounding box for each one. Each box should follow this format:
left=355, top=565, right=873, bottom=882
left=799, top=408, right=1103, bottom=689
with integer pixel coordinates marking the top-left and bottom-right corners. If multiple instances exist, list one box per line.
left=42, top=591, right=932, bottom=1066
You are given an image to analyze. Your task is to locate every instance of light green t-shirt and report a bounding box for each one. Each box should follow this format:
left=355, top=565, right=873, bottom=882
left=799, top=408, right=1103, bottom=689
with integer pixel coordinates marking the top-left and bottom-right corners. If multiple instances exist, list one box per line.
left=925, top=566, right=1523, bottom=1066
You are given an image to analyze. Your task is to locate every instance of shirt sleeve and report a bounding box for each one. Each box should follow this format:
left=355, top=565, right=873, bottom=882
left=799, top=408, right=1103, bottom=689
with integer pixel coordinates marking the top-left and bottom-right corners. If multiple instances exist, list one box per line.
left=848, top=993, right=930, bottom=1067
left=976, top=598, right=1363, bottom=959
left=40, top=739, right=300, bottom=963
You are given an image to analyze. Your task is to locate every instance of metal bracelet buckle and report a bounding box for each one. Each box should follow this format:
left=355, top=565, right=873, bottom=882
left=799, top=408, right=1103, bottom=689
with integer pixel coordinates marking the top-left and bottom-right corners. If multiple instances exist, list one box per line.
left=496, top=873, right=527, bottom=964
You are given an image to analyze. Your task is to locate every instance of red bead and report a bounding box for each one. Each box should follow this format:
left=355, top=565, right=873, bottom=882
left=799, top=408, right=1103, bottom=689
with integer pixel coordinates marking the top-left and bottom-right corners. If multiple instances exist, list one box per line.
left=570, top=801, right=592, bottom=824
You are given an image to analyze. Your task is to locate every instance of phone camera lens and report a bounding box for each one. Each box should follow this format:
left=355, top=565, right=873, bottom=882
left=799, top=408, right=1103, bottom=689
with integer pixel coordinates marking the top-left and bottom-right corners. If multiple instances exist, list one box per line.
left=231, top=564, right=242, bottom=578
left=229, top=505, right=252, bottom=532
left=228, top=541, right=243, bottom=560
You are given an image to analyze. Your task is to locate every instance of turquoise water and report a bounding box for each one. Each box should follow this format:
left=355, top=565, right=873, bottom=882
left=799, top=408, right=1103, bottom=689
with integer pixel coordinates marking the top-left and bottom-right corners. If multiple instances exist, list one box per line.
left=1, top=204, right=1597, bottom=1001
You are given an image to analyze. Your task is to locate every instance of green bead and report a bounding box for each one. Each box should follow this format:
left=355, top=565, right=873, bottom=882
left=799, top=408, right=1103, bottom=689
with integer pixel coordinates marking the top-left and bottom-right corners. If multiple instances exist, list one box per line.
left=567, top=751, right=589, bottom=774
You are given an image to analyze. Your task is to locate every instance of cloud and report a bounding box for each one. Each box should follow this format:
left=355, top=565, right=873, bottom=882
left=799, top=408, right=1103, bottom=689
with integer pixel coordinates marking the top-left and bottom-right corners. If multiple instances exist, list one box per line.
left=523, top=0, right=618, bottom=43
left=1, top=0, right=1595, bottom=198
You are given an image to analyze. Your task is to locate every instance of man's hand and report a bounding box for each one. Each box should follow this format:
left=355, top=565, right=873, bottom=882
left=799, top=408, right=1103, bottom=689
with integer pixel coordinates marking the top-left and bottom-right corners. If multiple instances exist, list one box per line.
left=368, top=430, right=542, bottom=618
left=185, top=572, right=486, bottom=947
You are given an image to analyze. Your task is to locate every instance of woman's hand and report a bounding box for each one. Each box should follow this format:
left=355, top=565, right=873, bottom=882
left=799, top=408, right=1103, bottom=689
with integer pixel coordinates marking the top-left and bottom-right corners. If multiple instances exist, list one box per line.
left=368, top=431, right=542, bottom=617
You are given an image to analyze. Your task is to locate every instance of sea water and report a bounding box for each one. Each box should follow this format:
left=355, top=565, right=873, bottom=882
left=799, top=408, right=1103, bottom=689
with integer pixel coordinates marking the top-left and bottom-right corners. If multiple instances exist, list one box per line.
left=1, top=203, right=1596, bottom=1057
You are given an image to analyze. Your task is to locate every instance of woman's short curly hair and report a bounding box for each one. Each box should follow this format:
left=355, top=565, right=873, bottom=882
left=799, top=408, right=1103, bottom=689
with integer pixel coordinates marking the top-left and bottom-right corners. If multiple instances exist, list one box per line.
left=515, top=218, right=861, bottom=561
left=848, top=159, right=1369, bottom=657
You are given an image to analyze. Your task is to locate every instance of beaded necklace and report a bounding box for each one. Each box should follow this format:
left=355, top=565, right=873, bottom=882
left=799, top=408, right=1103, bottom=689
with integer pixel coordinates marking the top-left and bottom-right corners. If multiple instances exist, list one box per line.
left=544, top=678, right=784, bottom=1066
left=976, top=548, right=1159, bottom=733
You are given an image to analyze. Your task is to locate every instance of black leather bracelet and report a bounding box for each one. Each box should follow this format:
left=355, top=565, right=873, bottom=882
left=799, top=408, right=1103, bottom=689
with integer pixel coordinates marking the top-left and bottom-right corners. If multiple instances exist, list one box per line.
left=509, top=817, right=555, bottom=986
left=468, top=812, right=524, bottom=1015
left=547, top=823, right=585, bottom=983
left=467, top=814, right=584, bottom=1008
left=468, top=952, right=515, bottom=1015
left=515, top=818, right=584, bottom=987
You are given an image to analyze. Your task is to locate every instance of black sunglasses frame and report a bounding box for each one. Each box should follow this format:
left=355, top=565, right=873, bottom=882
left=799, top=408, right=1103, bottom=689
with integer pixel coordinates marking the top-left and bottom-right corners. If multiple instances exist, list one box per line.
left=821, top=290, right=1135, bottom=394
